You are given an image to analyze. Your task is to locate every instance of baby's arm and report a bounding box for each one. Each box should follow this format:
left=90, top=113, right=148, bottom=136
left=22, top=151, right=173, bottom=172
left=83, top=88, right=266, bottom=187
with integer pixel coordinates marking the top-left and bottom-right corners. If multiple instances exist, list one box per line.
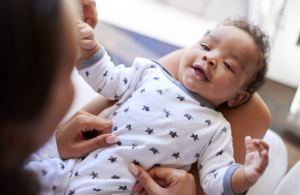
left=231, top=137, right=269, bottom=194
left=75, top=20, right=137, bottom=100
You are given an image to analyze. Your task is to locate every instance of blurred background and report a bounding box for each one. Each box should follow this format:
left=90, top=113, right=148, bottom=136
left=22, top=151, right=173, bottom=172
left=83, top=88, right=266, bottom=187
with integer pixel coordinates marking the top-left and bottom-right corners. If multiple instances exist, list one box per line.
left=74, top=0, right=300, bottom=170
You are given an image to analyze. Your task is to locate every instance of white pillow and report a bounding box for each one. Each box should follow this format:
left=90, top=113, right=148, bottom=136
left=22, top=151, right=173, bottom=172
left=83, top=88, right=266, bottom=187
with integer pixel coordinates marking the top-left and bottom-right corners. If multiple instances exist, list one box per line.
left=272, top=160, right=300, bottom=195
left=247, top=130, right=288, bottom=195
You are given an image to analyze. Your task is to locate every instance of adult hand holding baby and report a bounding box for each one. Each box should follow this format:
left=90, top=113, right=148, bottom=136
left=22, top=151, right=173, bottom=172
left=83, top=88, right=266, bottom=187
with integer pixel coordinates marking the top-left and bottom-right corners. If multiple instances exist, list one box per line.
left=80, top=0, right=98, bottom=29
left=55, top=110, right=116, bottom=160
left=129, top=164, right=197, bottom=195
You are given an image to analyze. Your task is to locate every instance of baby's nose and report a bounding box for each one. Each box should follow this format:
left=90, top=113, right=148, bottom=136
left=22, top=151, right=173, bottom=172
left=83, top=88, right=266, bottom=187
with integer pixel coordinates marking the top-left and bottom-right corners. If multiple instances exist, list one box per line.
left=202, top=55, right=217, bottom=68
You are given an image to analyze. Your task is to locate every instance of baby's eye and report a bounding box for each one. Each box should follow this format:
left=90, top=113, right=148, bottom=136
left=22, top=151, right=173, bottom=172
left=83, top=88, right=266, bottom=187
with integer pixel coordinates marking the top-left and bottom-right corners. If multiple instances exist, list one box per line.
left=224, top=62, right=234, bottom=73
left=201, top=45, right=210, bottom=51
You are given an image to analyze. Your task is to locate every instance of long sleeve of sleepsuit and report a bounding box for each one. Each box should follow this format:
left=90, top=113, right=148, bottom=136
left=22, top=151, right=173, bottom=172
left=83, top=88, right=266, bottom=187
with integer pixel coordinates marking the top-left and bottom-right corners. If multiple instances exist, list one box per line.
left=76, top=46, right=153, bottom=101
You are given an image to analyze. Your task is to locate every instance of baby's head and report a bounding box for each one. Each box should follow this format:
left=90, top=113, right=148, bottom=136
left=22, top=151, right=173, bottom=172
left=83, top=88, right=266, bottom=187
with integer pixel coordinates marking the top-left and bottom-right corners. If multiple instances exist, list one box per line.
left=179, top=18, right=270, bottom=107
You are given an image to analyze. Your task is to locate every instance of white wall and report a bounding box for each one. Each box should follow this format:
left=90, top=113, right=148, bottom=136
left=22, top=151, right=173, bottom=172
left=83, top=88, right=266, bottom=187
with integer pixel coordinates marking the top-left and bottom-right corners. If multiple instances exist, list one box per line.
left=266, top=0, right=300, bottom=88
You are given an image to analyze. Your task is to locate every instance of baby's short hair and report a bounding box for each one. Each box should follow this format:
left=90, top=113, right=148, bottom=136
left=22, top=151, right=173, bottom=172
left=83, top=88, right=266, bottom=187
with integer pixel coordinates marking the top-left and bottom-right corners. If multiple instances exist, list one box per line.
left=206, top=17, right=271, bottom=96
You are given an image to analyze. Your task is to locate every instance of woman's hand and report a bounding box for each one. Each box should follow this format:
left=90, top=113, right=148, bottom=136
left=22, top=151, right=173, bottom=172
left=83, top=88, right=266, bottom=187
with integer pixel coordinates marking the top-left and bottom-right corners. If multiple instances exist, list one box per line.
left=80, top=0, right=98, bottom=29
left=129, top=164, right=197, bottom=195
left=56, top=110, right=116, bottom=160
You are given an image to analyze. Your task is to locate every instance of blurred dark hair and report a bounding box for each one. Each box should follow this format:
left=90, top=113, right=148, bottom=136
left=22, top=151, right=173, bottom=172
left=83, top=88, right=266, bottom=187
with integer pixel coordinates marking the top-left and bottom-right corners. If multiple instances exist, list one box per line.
left=0, top=0, right=62, bottom=194
left=205, top=17, right=271, bottom=96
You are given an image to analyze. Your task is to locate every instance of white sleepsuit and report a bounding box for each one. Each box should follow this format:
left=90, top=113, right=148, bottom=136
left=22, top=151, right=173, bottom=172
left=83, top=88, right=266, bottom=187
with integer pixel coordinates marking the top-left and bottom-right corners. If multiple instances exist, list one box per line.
left=24, top=46, right=247, bottom=195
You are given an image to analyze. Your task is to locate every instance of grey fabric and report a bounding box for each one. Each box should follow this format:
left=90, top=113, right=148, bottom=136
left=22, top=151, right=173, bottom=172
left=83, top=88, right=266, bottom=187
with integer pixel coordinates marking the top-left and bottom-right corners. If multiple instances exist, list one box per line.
left=223, top=163, right=248, bottom=195
left=76, top=46, right=106, bottom=70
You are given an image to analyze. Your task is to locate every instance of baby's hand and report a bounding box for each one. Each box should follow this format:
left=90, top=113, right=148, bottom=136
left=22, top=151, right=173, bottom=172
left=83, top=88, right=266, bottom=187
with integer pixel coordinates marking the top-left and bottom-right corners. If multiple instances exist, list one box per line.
left=243, top=136, right=269, bottom=183
left=76, top=19, right=100, bottom=59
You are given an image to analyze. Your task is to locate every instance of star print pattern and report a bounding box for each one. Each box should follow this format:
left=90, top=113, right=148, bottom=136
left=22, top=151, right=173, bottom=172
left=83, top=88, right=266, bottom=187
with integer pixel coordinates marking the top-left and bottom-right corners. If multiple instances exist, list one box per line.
left=119, top=186, right=128, bottom=191
left=113, top=126, right=118, bottom=131
left=116, top=141, right=122, bottom=146
left=86, top=71, right=90, bottom=77
left=108, top=156, right=117, bottom=163
left=157, top=89, right=163, bottom=95
left=142, top=105, right=150, bottom=112
left=113, top=112, right=117, bottom=116
left=75, top=171, right=79, bottom=177
left=132, top=159, right=141, bottom=166
left=162, top=109, right=171, bottom=117
left=154, top=77, right=159, bottom=81
left=149, top=147, right=159, bottom=154
left=94, top=154, right=98, bottom=159
left=93, top=188, right=101, bottom=192
left=145, top=127, right=154, bottom=135
left=90, top=172, right=99, bottom=179
left=221, top=127, right=227, bottom=134
left=216, top=150, right=224, bottom=156
left=184, top=113, right=193, bottom=120
left=199, top=164, right=203, bottom=170
left=103, top=70, right=108, bottom=77
left=177, top=95, right=185, bottom=101
left=124, top=107, right=129, bottom=113
left=191, top=133, right=199, bottom=141
left=97, top=88, right=102, bottom=93
left=169, top=131, right=178, bottom=138
left=116, top=102, right=122, bottom=106
left=60, top=163, right=65, bottom=170
left=42, top=169, right=47, bottom=176
left=111, top=175, right=120, bottom=179
left=195, top=153, right=200, bottom=158
left=126, top=124, right=132, bottom=131
left=68, top=190, right=75, bottom=195
left=205, top=119, right=212, bottom=126
left=123, top=78, right=128, bottom=84
left=132, top=144, right=138, bottom=149
left=52, top=185, right=57, bottom=191
left=140, top=89, right=145, bottom=93
left=172, top=152, right=180, bottom=159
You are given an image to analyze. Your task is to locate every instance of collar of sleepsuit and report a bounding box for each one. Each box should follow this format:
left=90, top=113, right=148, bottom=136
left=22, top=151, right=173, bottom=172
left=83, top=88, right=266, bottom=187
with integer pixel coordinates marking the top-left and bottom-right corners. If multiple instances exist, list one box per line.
left=151, top=60, right=215, bottom=110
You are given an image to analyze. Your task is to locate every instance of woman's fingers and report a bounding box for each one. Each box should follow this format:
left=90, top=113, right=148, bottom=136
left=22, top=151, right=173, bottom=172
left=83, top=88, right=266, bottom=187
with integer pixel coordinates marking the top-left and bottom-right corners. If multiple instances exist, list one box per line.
left=129, top=164, right=164, bottom=195
left=73, top=111, right=112, bottom=134
left=56, top=110, right=115, bottom=159
left=81, top=0, right=98, bottom=28
left=76, top=134, right=117, bottom=156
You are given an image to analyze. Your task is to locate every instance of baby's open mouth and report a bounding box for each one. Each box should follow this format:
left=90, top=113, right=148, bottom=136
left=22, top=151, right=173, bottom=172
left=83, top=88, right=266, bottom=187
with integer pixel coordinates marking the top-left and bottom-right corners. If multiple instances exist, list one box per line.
left=194, top=67, right=208, bottom=81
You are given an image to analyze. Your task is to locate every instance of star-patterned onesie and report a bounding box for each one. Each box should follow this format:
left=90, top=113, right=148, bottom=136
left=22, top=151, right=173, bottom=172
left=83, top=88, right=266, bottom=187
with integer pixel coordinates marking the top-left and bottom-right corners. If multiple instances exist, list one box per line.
left=24, top=46, right=247, bottom=195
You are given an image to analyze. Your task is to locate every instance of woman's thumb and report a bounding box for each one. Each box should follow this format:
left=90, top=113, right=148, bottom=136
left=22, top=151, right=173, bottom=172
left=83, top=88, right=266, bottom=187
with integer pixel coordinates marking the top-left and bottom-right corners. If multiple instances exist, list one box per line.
left=129, top=164, right=162, bottom=195
left=78, top=134, right=117, bottom=155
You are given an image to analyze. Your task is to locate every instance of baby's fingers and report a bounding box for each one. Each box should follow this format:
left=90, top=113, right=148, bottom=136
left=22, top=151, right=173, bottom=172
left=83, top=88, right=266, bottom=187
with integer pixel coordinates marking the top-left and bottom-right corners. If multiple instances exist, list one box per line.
left=245, top=136, right=256, bottom=154
left=79, top=25, right=93, bottom=39
left=253, top=141, right=269, bottom=173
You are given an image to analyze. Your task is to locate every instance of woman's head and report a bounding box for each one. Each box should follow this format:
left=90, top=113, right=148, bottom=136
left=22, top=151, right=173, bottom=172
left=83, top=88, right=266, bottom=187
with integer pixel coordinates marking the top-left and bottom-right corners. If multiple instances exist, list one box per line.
left=0, top=0, right=76, bottom=167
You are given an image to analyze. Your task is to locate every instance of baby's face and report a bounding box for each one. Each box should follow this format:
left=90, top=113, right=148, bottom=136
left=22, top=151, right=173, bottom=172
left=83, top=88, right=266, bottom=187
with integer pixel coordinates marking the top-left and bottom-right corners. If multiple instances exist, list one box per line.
left=178, top=26, right=259, bottom=107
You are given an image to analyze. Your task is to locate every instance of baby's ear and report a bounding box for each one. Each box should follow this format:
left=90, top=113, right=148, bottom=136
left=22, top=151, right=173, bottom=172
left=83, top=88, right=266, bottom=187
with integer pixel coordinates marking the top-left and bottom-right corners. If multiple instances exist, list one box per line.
left=227, top=91, right=250, bottom=107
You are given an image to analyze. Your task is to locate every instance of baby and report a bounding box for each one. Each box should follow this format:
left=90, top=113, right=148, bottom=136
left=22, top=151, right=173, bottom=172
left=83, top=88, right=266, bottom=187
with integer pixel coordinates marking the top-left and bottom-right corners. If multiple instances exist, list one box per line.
left=25, top=18, right=270, bottom=195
